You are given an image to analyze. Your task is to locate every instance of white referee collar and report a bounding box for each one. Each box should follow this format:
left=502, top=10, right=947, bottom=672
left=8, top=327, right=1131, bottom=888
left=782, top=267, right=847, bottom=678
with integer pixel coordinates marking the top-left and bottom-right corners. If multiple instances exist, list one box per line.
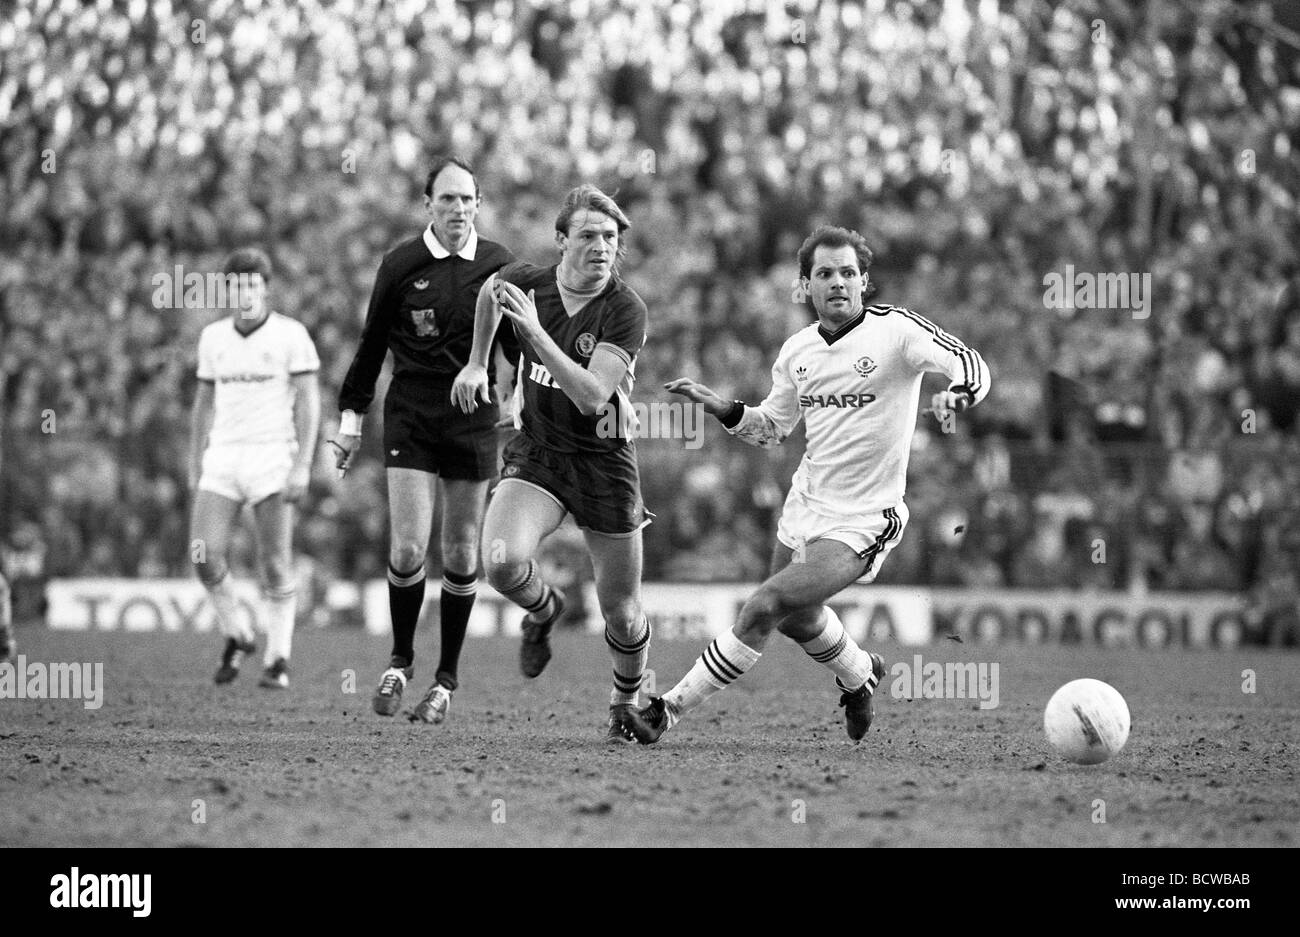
left=424, top=224, right=478, bottom=260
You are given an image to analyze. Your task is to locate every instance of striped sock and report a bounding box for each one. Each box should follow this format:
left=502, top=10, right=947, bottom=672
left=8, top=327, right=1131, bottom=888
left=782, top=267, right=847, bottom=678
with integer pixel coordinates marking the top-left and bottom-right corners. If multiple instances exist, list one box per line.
left=499, top=560, right=555, bottom=622
left=436, top=569, right=478, bottom=691
left=607, top=617, right=651, bottom=706
left=662, top=630, right=761, bottom=726
left=799, top=606, right=873, bottom=692
left=262, top=583, right=296, bottom=665
left=206, top=571, right=253, bottom=644
left=388, top=563, right=427, bottom=665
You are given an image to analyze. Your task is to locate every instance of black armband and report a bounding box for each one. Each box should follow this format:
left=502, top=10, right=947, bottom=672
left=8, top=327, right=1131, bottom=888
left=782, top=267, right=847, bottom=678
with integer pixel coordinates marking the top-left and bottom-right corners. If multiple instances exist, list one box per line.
left=717, top=400, right=746, bottom=429
left=950, top=386, right=976, bottom=410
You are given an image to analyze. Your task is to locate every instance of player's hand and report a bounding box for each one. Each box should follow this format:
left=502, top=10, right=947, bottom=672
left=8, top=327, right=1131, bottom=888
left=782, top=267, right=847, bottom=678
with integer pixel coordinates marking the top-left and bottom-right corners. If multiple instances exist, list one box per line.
left=926, top=390, right=972, bottom=420
left=497, top=280, right=541, bottom=340
left=664, top=377, right=730, bottom=417
left=329, top=433, right=361, bottom=477
left=284, top=462, right=310, bottom=503
left=451, top=364, right=491, bottom=413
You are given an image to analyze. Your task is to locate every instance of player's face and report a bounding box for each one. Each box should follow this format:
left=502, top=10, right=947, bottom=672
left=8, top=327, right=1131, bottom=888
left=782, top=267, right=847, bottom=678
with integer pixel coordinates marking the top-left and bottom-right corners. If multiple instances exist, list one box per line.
left=804, top=244, right=868, bottom=328
left=557, top=210, right=619, bottom=286
left=425, top=165, right=479, bottom=253
left=234, top=273, right=267, bottom=325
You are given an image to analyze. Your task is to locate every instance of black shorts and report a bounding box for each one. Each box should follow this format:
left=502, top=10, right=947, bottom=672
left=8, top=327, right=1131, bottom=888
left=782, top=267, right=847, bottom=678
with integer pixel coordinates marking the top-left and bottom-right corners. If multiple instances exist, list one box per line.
left=383, top=378, right=500, bottom=481
left=499, top=431, right=648, bottom=536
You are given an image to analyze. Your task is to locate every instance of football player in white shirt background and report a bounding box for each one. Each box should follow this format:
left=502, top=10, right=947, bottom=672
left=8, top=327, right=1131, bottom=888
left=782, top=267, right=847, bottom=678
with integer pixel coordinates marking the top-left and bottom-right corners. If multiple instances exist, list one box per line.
left=189, top=248, right=321, bottom=688
left=620, top=225, right=989, bottom=745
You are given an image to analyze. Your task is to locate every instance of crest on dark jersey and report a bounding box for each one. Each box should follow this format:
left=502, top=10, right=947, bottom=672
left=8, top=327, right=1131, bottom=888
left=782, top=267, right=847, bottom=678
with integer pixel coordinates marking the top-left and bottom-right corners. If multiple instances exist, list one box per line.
left=413, top=279, right=429, bottom=290
left=410, top=308, right=439, bottom=338
left=575, top=332, right=597, bottom=358
left=853, top=356, right=876, bottom=377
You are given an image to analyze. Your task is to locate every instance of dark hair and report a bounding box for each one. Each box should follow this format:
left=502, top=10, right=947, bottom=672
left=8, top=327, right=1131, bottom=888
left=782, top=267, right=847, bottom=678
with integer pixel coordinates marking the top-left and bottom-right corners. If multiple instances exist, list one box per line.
left=222, top=247, right=272, bottom=284
left=424, top=156, right=480, bottom=199
left=797, top=225, right=874, bottom=280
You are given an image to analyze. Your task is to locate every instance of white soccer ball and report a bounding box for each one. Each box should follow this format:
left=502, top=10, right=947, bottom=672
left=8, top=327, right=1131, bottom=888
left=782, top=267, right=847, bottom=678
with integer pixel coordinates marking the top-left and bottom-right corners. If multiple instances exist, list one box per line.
left=1043, top=678, right=1131, bottom=765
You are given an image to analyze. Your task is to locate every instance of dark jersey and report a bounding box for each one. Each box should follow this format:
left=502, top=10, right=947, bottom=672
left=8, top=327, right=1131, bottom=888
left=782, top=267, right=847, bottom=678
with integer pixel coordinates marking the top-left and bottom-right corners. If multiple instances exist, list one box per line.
left=339, top=228, right=516, bottom=414
left=499, top=262, right=647, bottom=454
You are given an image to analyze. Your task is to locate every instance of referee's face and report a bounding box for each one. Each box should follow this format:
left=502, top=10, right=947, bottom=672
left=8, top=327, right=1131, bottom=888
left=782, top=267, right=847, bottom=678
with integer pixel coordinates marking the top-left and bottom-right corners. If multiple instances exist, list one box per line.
left=425, top=164, right=479, bottom=253
left=804, top=244, right=866, bottom=329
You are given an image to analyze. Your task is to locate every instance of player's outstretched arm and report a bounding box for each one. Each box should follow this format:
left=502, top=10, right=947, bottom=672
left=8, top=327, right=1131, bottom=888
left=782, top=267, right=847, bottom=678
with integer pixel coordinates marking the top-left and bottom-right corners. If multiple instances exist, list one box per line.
left=451, top=276, right=502, bottom=413
left=664, top=378, right=731, bottom=417
left=688, top=342, right=803, bottom=449
left=287, top=373, right=320, bottom=502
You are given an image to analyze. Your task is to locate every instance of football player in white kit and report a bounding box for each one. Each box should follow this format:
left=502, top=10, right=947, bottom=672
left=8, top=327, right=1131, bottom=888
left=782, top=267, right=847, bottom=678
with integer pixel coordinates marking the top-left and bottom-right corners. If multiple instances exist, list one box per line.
left=620, top=225, right=989, bottom=744
left=189, top=248, right=321, bottom=688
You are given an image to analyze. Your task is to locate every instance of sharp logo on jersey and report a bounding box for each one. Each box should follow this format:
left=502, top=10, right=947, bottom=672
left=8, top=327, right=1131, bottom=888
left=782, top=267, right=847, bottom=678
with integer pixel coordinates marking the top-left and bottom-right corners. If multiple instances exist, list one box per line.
left=795, top=365, right=808, bottom=381
left=410, top=308, right=439, bottom=337
left=853, top=356, right=877, bottom=377
left=799, top=392, right=877, bottom=408
left=528, top=361, right=559, bottom=388
left=218, top=373, right=275, bottom=384
left=413, top=279, right=429, bottom=290
left=575, top=332, right=596, bottom=358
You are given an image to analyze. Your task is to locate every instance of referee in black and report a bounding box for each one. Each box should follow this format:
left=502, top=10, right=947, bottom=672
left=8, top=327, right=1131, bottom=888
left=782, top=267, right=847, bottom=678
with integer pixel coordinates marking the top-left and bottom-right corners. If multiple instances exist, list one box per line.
left=332, top=156, right=517, bottom=724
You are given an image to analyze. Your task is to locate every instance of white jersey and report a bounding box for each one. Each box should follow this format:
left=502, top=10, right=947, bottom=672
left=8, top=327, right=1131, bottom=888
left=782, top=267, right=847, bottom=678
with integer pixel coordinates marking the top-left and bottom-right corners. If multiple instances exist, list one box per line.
left=197, top=312, right=320, bottom=448
left=726, top=303, right=989, bottom=518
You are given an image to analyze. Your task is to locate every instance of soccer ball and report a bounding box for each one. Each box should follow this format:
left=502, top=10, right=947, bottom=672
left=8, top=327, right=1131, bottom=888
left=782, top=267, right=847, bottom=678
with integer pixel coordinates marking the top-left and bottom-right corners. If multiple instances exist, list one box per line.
left=1043, top=678, right=1131, bottom=765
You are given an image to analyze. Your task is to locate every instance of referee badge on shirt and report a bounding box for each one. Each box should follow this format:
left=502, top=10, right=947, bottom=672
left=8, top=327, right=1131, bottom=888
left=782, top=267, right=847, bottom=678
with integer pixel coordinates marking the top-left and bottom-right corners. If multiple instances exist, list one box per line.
left=575, top=332, right=597, bottom=358
left=410, top=308, right=439, bottom=337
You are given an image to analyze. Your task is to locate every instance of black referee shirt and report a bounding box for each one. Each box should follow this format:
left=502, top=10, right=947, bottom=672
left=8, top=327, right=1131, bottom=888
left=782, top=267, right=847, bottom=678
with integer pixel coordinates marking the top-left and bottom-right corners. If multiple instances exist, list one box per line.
left=339, top=226, right=516, bottom=414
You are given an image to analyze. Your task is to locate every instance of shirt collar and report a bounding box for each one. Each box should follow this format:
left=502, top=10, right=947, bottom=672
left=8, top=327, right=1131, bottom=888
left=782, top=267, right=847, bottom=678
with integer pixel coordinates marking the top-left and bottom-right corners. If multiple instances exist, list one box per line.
left=424, top=224, right=478, bottom=260
left=817, top=308, right=866, bottom=345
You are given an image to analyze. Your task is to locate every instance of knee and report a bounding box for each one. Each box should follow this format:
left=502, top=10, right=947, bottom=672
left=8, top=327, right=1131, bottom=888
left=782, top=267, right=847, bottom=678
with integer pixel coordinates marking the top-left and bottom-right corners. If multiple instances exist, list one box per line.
left=442, top=538, right=479, bottom=578
left=192, top=551, right=228, bottom=586
left=261, top=556, right=294, bottom=591
left=389, top=540, right=426, bottom=574
left=483, top=550, right=529, bottom=591
left=741, top=586, right=792, bottom=632
left=777, top=605, right=825, bottom=642
left=601, top=599, right=643, bottom=639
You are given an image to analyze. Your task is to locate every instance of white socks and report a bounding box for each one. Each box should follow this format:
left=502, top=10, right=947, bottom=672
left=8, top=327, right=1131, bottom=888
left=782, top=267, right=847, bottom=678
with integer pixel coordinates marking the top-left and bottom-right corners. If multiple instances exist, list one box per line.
left=799, top=606, right=874, bottom=691
left=263, top=584, right=296, bottom=665
left=662, top=629, right=762, bottom=726
left=206, top=572, right=253, bottom=644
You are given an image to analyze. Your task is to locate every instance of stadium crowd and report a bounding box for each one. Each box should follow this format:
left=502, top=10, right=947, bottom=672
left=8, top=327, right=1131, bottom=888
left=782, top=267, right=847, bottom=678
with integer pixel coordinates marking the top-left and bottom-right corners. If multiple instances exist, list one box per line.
left=1, top=0, right=1297, bottom=633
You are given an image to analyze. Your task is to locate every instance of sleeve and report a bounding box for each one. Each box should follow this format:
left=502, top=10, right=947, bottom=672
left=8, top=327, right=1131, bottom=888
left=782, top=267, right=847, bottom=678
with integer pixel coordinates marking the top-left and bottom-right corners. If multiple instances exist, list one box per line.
left=595, top=295, right=648, bottom=368
left=487, top=250, right=522, bottom=362
left=289, top=322, right=320, bottom=375
left=338, top=257, right=397, bottom=413
left=722, top=339, right=804, bottom=448
left=895, top=307, right=990, bottom=406
left=196, top=328, right=215, bottom=381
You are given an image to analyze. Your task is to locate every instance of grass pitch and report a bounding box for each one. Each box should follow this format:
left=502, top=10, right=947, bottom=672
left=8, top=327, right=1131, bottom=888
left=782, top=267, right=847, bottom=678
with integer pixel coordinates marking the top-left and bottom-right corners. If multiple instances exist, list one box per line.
left=2, top=626, right=1296, bottom=847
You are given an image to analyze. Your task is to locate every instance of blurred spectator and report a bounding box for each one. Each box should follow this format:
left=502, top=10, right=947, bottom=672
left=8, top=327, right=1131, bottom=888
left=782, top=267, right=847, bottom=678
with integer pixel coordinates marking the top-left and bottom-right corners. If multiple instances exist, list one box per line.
left=1, top=0, right=1295, bottom=597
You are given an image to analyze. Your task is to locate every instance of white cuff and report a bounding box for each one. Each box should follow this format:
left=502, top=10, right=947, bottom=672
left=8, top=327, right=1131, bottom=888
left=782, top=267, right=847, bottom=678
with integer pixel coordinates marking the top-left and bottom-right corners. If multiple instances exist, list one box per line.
left=339, top=410, right=363, bottom=436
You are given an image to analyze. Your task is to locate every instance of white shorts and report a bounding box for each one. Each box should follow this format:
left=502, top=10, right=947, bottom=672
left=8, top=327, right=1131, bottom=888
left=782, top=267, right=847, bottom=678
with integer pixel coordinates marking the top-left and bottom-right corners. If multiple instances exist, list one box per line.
left=775, top=490, right=909, bottom=584
left=199, top=442, right=296, bottom=505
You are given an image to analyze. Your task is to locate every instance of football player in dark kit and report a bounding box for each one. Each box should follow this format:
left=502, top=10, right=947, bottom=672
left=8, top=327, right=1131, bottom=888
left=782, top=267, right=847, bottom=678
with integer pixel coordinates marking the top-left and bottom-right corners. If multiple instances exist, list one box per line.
left=451, top=184, right=651, bottom=743
left=332, top=157, right=517, bottom=724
